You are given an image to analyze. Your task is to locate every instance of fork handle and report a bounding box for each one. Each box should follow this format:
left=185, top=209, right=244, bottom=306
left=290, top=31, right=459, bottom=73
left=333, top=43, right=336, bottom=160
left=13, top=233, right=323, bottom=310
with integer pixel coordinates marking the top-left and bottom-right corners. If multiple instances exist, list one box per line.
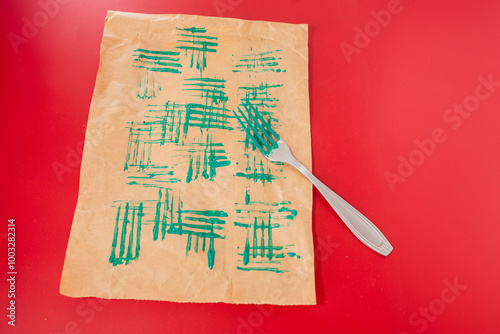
left=287, top=157, right=393, bottom=256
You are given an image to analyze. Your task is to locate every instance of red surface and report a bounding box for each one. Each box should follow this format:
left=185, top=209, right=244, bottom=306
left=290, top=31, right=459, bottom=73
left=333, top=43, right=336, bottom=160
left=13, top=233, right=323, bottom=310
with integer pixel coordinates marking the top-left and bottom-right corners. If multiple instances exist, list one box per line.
left=2, top=0, right=500, bottom=333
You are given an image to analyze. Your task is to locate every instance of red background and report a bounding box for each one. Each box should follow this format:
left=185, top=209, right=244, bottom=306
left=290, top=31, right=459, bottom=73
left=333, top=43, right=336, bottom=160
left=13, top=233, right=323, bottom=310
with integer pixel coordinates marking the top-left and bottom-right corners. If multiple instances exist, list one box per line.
left=2, top=0, right=500, bottom=333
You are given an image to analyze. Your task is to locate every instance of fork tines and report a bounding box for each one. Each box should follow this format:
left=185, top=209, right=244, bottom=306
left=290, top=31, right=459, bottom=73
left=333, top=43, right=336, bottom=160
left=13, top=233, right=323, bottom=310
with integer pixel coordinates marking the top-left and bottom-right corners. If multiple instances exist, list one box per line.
left=233, top=102, right=280, bottom=155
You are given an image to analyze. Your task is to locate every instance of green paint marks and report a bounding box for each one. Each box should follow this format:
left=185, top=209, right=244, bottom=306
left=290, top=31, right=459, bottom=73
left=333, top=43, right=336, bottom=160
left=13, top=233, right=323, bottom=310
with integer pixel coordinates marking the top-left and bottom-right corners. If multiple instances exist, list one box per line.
left=234, top=190, right=300, bottom=273
left=234, top=100, right=280, bottom=154
left=236, top=215, right=279, bottom=271
left=161, top=189, right=171, bottom=239
left=252, top=218, right=258, bottom=258
left=184, top=77, right=228, bottom=105
left=181, top=136, right=231, bottom=183
left=236, top=83, right=282, bottom=155
left=236, top=266, right=288, bottom=273
left=186, top=233, right=192, bottom=256
left=112, top=34, right=302, bottom=278
left=184, top=103, right=233, bottom=132
left=137, top=70, right=161, bottom=99
left=179, top=27, right=208, bottom=34
left=278, top=206, right=298, bottom=220
left=176, top=27, right=218, bottom=75
left=133, top=48, right=182, bottom=74
left=243, top=228, right=250, bottom=265
left=208, top=237, right=215, bottom=269
left=194, top=235, right=200, bottom=253
left=235, top=171, right=277, bottom=184
left=233, top=49, right=285, bottom=73
left=267, top=213, right=273, bottom=260
left=232, top=83, right=284, bottom=187
left=124, top=105, right=231, bottom=185
left=109, top=202, right=143, bottom=266
left=245, top=189, right=250, bottom=205
left=124, top=122, right=152, bottom=171
left=239, top=83, right=283, bottom=109
left=153, top=189, right=162, bottom=240
left=186, top=156, right=194, bottom=183
left=145, top=188, right=226, bottom=270
left=179, top=210, right=228, bottom=217
left=234, top=155, right=278, bottom=185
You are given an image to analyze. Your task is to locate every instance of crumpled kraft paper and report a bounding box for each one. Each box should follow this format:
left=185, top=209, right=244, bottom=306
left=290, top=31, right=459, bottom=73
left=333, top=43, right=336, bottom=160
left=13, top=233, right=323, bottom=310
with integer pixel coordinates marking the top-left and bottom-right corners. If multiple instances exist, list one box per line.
left=60, top=10, right=315, bottom=305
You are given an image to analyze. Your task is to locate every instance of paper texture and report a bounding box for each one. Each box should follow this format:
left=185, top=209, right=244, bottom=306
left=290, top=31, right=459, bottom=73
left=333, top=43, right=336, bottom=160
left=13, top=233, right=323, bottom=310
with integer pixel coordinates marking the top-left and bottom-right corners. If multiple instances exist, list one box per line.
left=60, top=11, right=314, bottom=305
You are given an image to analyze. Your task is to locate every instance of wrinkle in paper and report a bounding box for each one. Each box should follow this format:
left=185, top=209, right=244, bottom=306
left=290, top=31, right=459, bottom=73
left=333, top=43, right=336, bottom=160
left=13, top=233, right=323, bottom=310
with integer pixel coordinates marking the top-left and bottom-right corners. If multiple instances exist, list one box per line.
left=60, top=11, right=315, bottom=305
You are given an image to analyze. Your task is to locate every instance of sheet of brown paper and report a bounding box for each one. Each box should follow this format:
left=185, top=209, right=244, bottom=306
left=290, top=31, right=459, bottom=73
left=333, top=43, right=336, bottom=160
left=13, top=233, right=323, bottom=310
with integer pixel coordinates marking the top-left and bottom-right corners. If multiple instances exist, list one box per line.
left=60, top=11, right=315, bottom=305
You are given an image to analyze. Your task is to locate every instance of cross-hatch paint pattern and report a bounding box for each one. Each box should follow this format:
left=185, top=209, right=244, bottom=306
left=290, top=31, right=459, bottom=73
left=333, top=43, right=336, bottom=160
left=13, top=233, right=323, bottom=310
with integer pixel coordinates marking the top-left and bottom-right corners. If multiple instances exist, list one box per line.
left=133, top=48, right=183, bottom=99
left=109, top=202, right=143, bottom=266
left=176, top=27, right=218, bottom=76
left=233, top=83, right=284, bottom=184
left=110, top=27, right=300, bottom=273
left=233, top=49, right=285, bottom=73
left=233, top=190, right=299, bottom=273
left=152, top=188, right=226, bottom=270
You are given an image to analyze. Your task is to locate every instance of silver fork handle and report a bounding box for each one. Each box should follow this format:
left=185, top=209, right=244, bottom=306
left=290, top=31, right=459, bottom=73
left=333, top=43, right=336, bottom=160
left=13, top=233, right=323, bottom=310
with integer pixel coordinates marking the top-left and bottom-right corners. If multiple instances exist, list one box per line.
left=287, top=157, right=393, bottom=256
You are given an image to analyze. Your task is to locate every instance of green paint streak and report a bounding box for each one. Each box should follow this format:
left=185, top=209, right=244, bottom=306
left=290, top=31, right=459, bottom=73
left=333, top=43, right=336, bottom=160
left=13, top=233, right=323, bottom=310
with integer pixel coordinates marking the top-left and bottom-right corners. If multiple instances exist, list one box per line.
left=137, top=71, right=160, bottom=100
left=135, top=54, right=180, bottom=62
left=208, top=237, right=215, bottom=269
left=246, top=200, right=292, bottom=206
left=182, top=217, right=224, bottom=230
left=234, top=171, right=277, bottom=184
left=176, top=27, right=208, bottom=34
left=186, top=156, right=194, bottom=183
left=109, top=204, right=121, bottom=265
left=153, top=189, right=161, bottom=240
left=278, top=206, right=298, bottom=220
left=176, top=46, right=217, bottom=53
left=252, top=217, right=257, bottom=259
left=185, top=77, right=225, bottom=82
left=183, top=216, right=226, bottom=225
left=202, top=236, right=206, bottom=252
left=186, top=233, right=192, bottom=256
left=194, top=235, right=199, bottom=253
left=124, top=125, right=133, bottom=171
left=133, top=65, right=182, bottom=74
left=267, top=214, right=273, bottom=260
left=161, top=189, right=169, bottom=239
left=236, top=266, right=288, bottom=273
left=177, top=33, right=218, bottom=40
left=134, top=203, right=143, bottom=260
left=118, top=203, right=129, bottom=259
left=202, top=136, right=209, bottom=179
left=136, top=59, right=183, bottom=68
left=177, top=39, right=218, bottom=47
left=134, top=48, right=181, bottom=55
left=238, top=56, right=276, bottom=63
left=245, top=190, right=250, bottom=205
left=179, top=210, right=228, bottom=217
left=243, top=228, right=250, bottom=265
left=125, top=206, right=136, bottom=264
left=195, top=153, right=201, bottom=180
left=184, top=83, right=224, bottom=88
left=241, top=50, right=282, bottom=57
left=260, top=221, right=265, bottom=257
left=287, top=252, right=301, bottom=259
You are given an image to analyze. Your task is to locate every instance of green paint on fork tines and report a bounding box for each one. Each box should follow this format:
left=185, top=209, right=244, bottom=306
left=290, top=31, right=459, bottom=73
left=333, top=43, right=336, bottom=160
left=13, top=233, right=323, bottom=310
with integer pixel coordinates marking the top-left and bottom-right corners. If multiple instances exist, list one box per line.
left=233, top=102, right=280, bottom=155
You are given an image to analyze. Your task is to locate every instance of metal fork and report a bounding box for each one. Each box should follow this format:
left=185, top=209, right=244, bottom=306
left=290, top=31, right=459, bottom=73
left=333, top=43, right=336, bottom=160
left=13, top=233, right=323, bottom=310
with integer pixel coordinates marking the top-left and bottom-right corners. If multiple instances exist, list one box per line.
left=234, top=104, right=393, bottom=256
